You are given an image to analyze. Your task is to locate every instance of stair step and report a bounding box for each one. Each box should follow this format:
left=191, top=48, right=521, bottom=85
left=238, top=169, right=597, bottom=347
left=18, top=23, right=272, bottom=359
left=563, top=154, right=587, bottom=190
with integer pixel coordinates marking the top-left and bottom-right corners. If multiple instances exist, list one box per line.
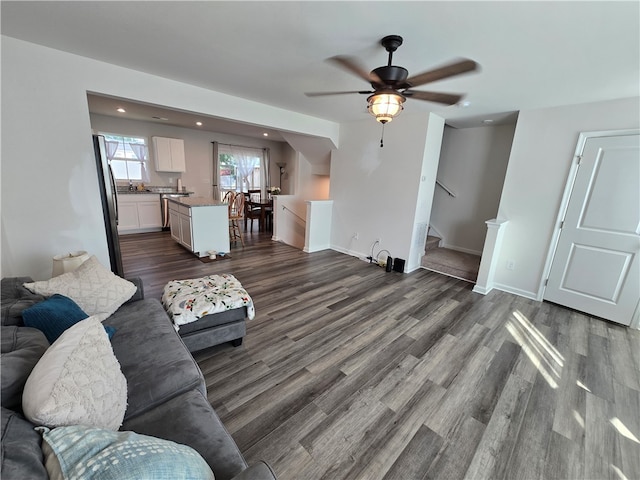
left=426, top=235, right=441, bottom=250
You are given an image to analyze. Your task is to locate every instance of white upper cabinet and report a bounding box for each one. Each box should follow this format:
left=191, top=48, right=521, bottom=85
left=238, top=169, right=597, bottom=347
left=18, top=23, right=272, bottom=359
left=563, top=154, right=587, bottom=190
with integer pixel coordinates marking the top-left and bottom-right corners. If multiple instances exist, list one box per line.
left=152, top=136, right=186, bottom=172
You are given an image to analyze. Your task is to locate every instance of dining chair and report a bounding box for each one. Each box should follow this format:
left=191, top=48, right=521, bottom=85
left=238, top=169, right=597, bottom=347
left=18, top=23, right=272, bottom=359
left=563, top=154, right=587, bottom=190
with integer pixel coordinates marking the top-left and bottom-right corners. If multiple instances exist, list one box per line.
left=222, top=190, right=234, bottom=203
left=244, top=191, right=262, bottom=231
left=227, top=192, right=245, bottom=246
left=247, top=189, right=262, bottom=200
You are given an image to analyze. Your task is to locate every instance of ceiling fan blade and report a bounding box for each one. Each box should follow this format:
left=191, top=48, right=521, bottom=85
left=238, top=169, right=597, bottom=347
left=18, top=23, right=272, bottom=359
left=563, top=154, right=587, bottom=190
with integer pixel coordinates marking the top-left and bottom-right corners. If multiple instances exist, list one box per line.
left=404, top=91, right=464, bottom=105
left=327, top=55, right=383, bottom=85
left=305, top=90, right=372, bottom=97
left=405, top=59, right=478, bottom=88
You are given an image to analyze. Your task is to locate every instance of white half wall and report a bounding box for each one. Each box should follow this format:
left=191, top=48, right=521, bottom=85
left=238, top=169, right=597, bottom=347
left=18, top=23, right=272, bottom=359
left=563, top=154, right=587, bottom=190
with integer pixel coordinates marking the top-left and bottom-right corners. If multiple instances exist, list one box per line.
left=272, top=195, right=306, bottom=250
left=272, top=150, right=330, bottom=250
left=1, top=36, right=338, bottom=280
left=305, top=201, right=334, bottom=253
left=493, top=96, right=640, bottom=298
left=430, top=124, right=515, bottom=255
left=330, top=112, right=444, bottom=270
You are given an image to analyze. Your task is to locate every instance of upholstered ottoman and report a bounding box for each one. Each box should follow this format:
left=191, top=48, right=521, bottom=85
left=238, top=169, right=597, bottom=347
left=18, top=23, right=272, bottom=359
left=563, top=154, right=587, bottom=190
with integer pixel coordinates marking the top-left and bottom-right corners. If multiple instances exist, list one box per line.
left=161, top=274, right=255, bottom=352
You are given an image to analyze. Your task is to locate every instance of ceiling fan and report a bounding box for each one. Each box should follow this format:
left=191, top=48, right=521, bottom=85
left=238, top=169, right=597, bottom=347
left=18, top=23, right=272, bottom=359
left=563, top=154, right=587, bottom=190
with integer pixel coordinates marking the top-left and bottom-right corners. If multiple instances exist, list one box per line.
left=306, top=35, right=479, bottom=125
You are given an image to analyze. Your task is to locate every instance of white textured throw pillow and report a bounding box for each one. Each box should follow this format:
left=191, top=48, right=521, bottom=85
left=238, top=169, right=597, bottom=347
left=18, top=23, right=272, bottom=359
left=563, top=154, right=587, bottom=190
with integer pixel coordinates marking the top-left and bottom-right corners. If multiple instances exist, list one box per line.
left=24, top=256, right=136, bottom=317
left=22, top=317, right=127, bottom=430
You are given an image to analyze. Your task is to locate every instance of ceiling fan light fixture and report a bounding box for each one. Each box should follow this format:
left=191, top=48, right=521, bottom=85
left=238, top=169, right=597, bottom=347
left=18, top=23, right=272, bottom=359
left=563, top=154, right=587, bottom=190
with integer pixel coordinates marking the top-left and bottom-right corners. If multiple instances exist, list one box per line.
left=367, top=92, right=405, bottom=124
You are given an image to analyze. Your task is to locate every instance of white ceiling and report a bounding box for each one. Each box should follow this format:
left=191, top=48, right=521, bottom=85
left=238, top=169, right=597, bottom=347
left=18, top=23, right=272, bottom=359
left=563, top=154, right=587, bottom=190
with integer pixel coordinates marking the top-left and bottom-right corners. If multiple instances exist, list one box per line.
left=2, top=1, right=639, bottom=133
left=86, top=93, right=289, bottom=141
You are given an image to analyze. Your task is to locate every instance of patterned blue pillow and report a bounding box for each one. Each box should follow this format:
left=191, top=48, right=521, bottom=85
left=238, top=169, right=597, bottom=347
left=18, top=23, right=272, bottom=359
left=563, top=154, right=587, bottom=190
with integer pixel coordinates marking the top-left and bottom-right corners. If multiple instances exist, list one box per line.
left=22, top=294, right=116, bottom=343
left=39, top=425, right=215, bottom=480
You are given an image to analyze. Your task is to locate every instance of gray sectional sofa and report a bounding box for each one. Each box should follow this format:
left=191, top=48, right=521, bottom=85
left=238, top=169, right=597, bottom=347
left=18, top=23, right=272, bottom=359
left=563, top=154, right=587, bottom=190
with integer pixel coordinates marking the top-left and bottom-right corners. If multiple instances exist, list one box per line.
left=0, top=276, right=276, bottom=480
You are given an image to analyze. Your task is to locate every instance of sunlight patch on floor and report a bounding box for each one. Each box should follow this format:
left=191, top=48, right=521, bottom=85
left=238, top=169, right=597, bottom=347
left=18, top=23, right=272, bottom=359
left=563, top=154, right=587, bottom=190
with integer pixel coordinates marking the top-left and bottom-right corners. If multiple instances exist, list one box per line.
left=611, top=464, right=630, bottom=480
left=610, top=417, right=640, bottom=444
left=506, top=310, right=564, bottom=389
left=577, top=380, right=592, bottom=392
left=573, top=410, right=585, bottom=429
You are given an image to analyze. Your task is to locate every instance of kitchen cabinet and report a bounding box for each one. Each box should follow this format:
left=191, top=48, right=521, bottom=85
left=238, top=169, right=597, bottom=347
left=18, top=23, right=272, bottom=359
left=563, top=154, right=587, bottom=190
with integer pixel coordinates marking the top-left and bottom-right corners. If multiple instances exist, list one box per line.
left=117, top=194, right=162, bottom=234
left=152, top=136, right=186, bottom=172
left=118, top=202, right=139, bottom=231
left=167, top=197, right=229, bottom=256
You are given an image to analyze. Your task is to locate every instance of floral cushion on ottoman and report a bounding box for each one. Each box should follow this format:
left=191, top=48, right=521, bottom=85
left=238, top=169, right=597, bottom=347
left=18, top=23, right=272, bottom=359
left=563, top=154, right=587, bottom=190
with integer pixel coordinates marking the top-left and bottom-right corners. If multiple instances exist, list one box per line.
left=161, top=274, right=255, bottom=327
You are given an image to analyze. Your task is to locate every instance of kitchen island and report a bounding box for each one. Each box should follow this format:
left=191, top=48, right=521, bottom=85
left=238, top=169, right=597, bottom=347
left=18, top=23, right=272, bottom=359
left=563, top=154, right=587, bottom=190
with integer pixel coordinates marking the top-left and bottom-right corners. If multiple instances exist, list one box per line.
left=167, top=197, right=229, bottom=257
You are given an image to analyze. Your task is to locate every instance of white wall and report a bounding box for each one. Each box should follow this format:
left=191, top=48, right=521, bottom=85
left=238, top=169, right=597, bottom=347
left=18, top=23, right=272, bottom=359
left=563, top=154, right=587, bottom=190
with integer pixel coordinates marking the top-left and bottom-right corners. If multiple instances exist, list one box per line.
left=330, top=112, right=444, bottom=270
left=90, top=114, right=286, bottom=198
left=1, top=36, right=338, bottom=280
left=431, top=124, right=515, bottom=254
left=492, top=97, right=640, bottom=298
left=409, top=114, right=445, bottom=271
left=296, top=154, right=330, bottom=202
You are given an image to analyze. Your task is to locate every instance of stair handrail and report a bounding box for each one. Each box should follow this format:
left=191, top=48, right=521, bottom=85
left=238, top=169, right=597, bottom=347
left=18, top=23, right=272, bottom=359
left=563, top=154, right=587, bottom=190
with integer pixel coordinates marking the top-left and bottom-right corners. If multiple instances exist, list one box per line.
left=282, top=205, right=306, bottom=223
left=436, top=179, right=456, bottom=198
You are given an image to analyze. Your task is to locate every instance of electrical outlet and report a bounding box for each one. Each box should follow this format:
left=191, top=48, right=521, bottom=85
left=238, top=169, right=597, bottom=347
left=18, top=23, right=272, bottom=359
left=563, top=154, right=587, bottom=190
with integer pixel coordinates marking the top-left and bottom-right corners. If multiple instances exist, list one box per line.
left=376, top=237, right=381, bottom=244
left=353, top=232, right=359, bottom=240
left=506, top=260, right=515, bottom=270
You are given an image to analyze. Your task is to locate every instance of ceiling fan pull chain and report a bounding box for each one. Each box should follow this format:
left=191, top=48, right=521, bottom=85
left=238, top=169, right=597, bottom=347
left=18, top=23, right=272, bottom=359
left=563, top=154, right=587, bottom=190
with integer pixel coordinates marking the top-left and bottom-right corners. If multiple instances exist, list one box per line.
left=380, top=123, right=385, bottom=148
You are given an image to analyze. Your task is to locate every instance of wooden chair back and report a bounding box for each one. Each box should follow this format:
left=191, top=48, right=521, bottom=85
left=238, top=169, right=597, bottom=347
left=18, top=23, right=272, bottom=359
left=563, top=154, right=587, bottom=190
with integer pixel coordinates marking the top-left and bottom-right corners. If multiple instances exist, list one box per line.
left=247, top=189, right=262, bottom=202
left=222, top=190, right=235, bottom=203
left=228, top=191, right=244, bottom=220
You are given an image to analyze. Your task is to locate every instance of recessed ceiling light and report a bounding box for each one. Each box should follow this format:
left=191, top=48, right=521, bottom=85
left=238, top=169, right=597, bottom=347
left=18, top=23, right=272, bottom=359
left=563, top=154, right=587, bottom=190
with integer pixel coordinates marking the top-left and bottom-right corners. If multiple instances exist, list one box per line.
left=483, top=119, right=494, bottom=124
left=117, top=107, right=126, bottom=113
left=456, top=101, right=471, bottom=108
left=196, top=122, right=203, bottom=126
left=263, top=133, right=269, bottom=137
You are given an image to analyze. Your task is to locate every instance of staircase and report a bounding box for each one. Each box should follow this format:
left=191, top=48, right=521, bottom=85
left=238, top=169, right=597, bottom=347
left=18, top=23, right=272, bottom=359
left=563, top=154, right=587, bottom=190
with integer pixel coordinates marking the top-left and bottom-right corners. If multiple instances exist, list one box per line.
left=422, top=234, right=481, bottom=283
left=425, top=235, right=441, bottom=251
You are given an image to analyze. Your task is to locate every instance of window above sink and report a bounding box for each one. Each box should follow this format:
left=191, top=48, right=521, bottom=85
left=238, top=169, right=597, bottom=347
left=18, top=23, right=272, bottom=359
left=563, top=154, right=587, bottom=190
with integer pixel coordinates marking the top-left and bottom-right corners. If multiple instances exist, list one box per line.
left=101, top=133, right=150, bottom=183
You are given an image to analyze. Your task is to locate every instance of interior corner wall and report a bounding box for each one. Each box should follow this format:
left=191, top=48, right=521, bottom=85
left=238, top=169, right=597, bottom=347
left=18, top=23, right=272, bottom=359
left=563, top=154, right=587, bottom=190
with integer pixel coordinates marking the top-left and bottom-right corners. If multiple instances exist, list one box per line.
left=493, top=96, right=640, bottom=298
left=1, top=36, right=338, bottom=280
left=430, top=124, right=515, bottom=254
left=330, top=112, right=439, bottom=266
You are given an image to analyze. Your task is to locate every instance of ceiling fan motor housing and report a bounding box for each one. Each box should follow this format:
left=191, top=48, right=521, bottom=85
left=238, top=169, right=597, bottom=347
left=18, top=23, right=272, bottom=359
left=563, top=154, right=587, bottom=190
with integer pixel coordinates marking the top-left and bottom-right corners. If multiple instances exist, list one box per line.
left=371, top=65, right=409, bottom=89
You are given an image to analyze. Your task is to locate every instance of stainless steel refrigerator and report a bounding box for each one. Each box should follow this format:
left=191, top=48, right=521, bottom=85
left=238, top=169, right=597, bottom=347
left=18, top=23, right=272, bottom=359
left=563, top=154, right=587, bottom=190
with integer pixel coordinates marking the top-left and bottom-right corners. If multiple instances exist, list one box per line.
left=93, top=134, right=125, bottom=276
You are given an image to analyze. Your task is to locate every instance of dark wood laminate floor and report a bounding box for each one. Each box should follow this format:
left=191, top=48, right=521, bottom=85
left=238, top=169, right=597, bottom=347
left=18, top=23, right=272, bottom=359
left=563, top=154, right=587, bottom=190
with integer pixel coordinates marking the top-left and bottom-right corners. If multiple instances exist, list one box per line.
left=121, top=230, right=640, bottom=480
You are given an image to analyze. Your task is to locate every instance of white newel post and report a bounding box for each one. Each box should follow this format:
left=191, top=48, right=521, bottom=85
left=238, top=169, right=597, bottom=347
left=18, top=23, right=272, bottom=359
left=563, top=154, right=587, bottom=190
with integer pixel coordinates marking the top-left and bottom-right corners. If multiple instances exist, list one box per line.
left=473, top=219, right=509, bottom=295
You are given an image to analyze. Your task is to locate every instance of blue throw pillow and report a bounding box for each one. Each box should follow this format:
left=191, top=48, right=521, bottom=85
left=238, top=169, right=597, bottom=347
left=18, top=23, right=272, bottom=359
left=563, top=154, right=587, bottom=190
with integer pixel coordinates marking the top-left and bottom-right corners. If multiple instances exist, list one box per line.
left=104, top=325, right=116, bottom=340
left=22, top=295, right=116, bottom=343
left=39, top=425, right=215, bottom=480
left=22, top=294, right=88, bottom=343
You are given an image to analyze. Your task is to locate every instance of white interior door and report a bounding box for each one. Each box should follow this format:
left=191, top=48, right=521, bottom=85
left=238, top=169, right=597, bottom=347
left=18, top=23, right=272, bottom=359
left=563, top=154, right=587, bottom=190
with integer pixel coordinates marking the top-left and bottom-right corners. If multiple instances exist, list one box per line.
left=544, top=132, right=640, bottom=326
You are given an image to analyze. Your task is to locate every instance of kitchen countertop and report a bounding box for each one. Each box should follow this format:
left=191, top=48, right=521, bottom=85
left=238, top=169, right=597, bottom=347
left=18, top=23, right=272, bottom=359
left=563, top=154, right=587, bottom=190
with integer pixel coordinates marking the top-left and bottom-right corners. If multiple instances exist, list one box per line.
left=167, top=196, right=227, bottom=207
left=118, top=190, right=160, bottom=195
left=117, top=189, right=195, bottom=195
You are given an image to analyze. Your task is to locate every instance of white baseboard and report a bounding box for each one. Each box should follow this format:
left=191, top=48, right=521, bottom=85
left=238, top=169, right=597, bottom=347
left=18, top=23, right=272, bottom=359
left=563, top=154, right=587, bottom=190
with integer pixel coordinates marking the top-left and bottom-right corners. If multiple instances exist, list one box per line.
left=303, top=244, right=331, bottom=253
left=492, top=283, right=538, bottom=300
left=330, top=245, right=368, bottom=262
left=472, top=284, right=493, bottom=295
